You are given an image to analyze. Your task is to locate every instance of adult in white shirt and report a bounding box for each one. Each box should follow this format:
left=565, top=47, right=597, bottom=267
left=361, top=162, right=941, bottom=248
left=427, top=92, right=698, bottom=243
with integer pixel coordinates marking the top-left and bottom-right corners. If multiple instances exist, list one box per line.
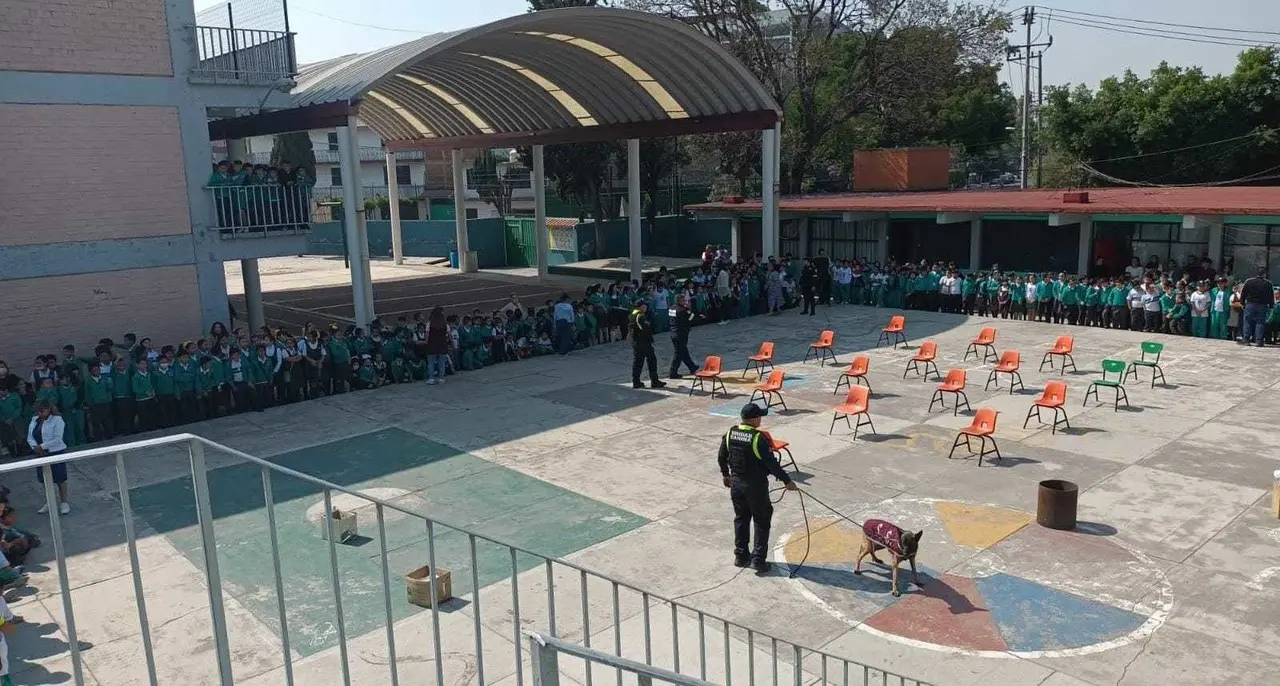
left=1140, top=284, right=1163, bottom=332
left=553, top=295, right=576, bottom=355
left=1124, top=258, right=1146, bottom=281
left=1127, top=284, right=1147, bottom=332
left=28, top=400, right=70, bottom=515
left=1189, top=283, right=1212, bottom=337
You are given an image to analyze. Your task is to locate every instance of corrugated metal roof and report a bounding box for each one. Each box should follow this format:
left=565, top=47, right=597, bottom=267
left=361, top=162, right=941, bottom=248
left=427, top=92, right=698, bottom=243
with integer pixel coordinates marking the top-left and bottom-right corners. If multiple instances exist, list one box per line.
left=286, top=7, right=779, bottom=144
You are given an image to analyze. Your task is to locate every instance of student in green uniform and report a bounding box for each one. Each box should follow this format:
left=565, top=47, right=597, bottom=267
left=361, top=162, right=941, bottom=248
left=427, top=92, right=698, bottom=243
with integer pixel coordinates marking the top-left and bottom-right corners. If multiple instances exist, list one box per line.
left=84, top=364, right=114, bottom=441
left=131, top=359, right=158, bottom=431
left=56, top=374, right=85, bottom=447
left=35, top=377, right=59, bottom=415
left=152, top=355, right=177, bottom=428
left=1106, top=278, right=1129, bottom=329
left=1084, top=280, right=1102, bottom=327
left=173, top=350, right=198, bottom=423
left=354, top=358, right=377, bottom=389
left=1059, top=278, right=1080, bottom=325
left=1210, top=277, right=1232, bottom=340
left=110, top=358, right=134, bottom=436
left=1168, top=294, right=1190, bottom=335
left=196, top=357, right=217, bottom=420
left=0, top=386, right=22, bottom=457
left=248, top=345, right=277, bottom=410
left=1267, top=291, right=1280, bottom=344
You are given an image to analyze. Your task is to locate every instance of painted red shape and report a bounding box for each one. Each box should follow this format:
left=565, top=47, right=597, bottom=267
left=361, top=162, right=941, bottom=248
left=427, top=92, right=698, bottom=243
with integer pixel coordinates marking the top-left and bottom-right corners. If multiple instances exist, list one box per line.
left=864, top=572, right=1008, bottom=652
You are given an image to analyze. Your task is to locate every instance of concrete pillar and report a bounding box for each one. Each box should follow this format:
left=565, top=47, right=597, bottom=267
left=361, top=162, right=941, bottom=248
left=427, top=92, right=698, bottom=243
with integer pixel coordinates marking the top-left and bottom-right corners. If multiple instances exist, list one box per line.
left=969, top=218, right=982, bottom=271
left=533, top=144, right=548, bottom=278
left=730, top=216, right=741, bottom=260
left=1208, top=221, right=1224, bottom=270
left=337, top=122, right=373, bottom=328
left=797, top=216, right=810, bottom=258
left=241, top=258, right=265, bottom=331
left=387, top=151, right=404, bottom=265
left=761, top=128, right=777, bottom=259
left=876, top=217, right=889, bottom=264
left=627, top=138, right=643, bottom=283
left=451, top=149, right=474, bottom=272
left=1077, top=217, right=1094, bottom=276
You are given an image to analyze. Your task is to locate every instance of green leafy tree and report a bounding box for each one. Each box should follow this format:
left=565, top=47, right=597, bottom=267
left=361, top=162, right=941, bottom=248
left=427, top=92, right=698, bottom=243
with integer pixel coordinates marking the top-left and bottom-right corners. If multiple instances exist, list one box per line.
left=269, top=131, right=316, bottom=178
left=470, top=149, right=514, bottom=216
left=1040, top=47, right=1280, bottom=187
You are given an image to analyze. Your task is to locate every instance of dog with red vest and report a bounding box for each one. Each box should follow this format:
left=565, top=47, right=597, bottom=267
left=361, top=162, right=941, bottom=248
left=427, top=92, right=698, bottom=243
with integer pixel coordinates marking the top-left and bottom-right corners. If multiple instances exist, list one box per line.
left=854, top=519, right=924, bottom=597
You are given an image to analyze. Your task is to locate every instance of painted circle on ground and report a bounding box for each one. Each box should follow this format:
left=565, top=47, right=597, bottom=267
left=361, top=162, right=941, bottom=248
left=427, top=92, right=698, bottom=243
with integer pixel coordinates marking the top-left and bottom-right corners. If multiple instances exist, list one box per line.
left=774, top=498, right=1171, bottom=658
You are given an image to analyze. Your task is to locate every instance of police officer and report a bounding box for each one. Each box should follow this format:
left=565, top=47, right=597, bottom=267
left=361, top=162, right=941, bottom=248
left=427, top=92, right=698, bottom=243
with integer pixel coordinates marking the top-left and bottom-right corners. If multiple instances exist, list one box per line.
left=668, top=295, right=699, bottom=379
left=630, top=301, right=665, bottom=389
left=800, top=259, right=819, bottom=316
left=718, top=403, right=797, bottom=572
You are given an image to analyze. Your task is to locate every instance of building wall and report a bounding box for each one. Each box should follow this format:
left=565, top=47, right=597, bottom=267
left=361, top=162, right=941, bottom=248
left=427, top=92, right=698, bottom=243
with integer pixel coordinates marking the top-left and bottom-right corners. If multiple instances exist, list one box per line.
left=0, top=265, right=202, bottom=365
left=0, top=0, right=173, bottom=76
left=0, top=104, right=190, bottom=246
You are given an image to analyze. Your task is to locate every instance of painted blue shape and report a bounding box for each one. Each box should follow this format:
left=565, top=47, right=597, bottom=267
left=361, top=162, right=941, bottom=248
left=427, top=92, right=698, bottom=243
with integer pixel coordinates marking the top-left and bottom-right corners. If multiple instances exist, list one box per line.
left=706, top=375, right=811, bottom=418
left=975, top=573, right=1146, bottom=652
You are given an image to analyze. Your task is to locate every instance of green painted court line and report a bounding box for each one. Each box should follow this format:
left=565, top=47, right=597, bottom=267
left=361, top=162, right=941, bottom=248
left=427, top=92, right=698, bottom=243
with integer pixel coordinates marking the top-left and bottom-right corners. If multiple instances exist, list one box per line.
left=128, top=428, right=648, bottom=656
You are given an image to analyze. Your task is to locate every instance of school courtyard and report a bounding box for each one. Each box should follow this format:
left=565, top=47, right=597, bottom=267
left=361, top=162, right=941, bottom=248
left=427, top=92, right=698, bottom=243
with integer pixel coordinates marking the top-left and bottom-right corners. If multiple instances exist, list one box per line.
left=3, top=283, right=1280, bottom=685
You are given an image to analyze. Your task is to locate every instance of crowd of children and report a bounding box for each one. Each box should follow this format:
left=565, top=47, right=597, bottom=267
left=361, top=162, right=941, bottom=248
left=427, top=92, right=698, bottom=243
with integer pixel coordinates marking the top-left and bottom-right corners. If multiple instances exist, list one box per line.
left=4, top=250, right=1275, bottom=459
left=208, top=158, right=315, bottom=231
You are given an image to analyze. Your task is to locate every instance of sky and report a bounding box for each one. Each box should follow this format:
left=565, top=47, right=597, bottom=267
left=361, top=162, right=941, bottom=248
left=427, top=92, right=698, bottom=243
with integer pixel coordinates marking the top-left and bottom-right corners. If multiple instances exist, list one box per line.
left=195, top=0, right=1280, bottom=89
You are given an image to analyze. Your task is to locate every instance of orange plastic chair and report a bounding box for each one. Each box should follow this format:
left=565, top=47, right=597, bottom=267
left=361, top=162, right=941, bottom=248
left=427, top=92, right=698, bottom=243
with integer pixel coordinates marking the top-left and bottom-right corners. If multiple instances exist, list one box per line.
left=743, top=341, right=775, bottom=379
left=984, top=350, right=1025, bottom=394
left=1039, top=336, right=1077, bottom=374
left=750, top=370, right=788, bottom=411
left=804, top=330, right=838, bottom=366
left=834, top=355, right=871, bottom=394
left=689, top=355, right=726, bottom=398
left=830, top=385, right=876, bottom=437
left=1023, top=380, right=1070, bottom=434
left=876, top=315, right=908, bottom=349
left=929, top=369, right=972, bottom=416
left=964, top=327, right=998, bottom=364
left=903, top=340, right=940, bottom=381
left=767, top=433, right=798, bottom=473
left=950, top=408, right=1002, bottom=465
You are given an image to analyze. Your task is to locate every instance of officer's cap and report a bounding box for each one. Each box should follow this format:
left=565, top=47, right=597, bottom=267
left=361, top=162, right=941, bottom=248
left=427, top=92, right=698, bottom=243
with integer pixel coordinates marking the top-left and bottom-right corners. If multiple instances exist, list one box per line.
left=740, top=403, right=769, bottom=420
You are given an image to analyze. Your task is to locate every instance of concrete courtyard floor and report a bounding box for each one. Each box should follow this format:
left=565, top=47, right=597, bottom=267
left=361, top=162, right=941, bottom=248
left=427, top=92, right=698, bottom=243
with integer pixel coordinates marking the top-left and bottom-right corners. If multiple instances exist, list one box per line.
left=3, top=302, right=1280, bottom=686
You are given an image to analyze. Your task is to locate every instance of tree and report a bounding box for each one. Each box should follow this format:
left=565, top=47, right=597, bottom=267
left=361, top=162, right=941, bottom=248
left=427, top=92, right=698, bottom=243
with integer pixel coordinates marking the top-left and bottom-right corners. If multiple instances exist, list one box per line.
left=269, top=131, right=316, bottom=177
left=470, top=149, right=514, bottom=216
left=628, top=0, right=1010, bottom=193
left=520, top=142, right=622, bottom=258
left=630, top=137, right=689, bottom=245
left=1040, top=47, right=1280, bottom=187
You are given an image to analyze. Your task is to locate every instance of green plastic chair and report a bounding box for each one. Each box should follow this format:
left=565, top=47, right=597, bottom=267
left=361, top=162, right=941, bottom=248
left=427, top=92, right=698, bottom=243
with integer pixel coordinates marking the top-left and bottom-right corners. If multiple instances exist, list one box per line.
left=1122, top=341, right=1167, bottom=388
left=1085, top=359, right=1130, bottom=411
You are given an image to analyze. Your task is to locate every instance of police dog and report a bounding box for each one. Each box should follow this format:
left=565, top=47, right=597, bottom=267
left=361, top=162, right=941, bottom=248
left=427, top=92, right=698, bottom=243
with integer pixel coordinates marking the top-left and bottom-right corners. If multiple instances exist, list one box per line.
left=853, top=519, right=923, bottom=597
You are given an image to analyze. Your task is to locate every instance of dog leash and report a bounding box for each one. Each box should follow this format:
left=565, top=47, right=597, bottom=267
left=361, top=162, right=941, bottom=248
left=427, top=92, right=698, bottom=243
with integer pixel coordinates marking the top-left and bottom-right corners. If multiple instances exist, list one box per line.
left=770, top=486, right=866, bottom=579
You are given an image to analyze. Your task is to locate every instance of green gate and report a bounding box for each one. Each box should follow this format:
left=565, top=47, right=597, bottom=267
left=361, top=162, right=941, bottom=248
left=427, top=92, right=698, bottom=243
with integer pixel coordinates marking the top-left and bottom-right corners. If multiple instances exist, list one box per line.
left=504, top=217, right=538, bottom=267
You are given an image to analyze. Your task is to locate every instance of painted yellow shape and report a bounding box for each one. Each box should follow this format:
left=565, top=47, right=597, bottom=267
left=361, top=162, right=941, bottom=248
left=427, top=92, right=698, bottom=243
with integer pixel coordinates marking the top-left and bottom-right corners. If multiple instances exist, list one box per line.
left=783, top=520, right=860, bottom=564
left=934, top=502, right=1033, bottom=550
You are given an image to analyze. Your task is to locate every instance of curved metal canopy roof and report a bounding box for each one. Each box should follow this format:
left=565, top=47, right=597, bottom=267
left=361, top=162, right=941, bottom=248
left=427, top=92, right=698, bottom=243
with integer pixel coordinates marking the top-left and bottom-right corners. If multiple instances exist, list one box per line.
left=210, top=7, right=781, bottom=148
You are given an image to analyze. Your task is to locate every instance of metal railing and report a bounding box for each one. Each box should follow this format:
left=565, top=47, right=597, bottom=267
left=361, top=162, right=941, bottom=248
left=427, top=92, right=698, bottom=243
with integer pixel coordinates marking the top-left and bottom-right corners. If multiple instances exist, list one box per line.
left=13, top=433, right=933, bottom=686
left=206, top=183, right=314, bottom=237
left=192, top=25, right=296, bottom=84
left=528, top=631, right=715, bottom=686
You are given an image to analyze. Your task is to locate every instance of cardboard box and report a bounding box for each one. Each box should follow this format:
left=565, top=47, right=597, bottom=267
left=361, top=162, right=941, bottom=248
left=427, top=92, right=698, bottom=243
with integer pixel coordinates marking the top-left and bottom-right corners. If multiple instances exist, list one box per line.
left=406, top=565, right=453, bottom=608
left=320, top=509, right=358, bottom=543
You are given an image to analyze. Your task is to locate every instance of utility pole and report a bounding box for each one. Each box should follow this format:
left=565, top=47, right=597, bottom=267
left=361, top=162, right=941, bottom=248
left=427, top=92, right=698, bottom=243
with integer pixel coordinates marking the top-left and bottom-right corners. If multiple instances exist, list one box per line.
left=1007, top=6, right=1052, bottom=189
left=1036, top=51, right=1044, bottom=188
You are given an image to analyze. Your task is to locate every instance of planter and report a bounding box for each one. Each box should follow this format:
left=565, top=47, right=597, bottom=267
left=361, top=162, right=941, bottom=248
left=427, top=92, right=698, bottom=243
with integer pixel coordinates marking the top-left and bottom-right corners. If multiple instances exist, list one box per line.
left=1036, top=479, right=1078, bottom=531
left=321, top=509, right=358, bottom=543
left=406, top=565, right=453, bottom=608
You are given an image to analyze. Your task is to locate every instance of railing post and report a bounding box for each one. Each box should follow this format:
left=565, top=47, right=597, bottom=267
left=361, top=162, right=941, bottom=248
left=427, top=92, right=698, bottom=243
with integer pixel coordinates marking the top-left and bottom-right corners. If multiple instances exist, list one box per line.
left=116, top=453, right=158, bottom=686
left=529, top=635, right=561, bottom=686
left=43, top=463, right=84, bottom=685
left=189, top=438, right=235, bottom=686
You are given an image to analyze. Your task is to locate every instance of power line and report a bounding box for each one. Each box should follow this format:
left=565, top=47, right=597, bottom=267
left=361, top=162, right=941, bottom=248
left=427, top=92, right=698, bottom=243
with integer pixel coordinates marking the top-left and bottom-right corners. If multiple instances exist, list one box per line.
left=1084, top=130, right=1274, bottom=164
left=1044, top=6, right=1280, bottom=38
left=1052, top=16, right=1280, bottom=48
left=293, top=5, right=429, bottom=34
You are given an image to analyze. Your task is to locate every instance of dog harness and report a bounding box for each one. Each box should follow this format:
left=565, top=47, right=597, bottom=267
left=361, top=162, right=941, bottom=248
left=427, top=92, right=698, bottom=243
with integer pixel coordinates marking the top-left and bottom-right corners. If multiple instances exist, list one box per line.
left=863, top=519, right=904, bottom=556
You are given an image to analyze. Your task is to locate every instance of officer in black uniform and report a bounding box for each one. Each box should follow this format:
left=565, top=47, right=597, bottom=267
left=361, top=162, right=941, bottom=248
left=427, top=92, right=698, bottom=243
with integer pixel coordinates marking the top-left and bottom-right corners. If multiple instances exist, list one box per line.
left=800, top=259, right=819, bottom=316
left=667, top=295, right=699, bottom=379
left=718, top=403, right=797, bottom=572
left=630, top=301, right=666, bottom=389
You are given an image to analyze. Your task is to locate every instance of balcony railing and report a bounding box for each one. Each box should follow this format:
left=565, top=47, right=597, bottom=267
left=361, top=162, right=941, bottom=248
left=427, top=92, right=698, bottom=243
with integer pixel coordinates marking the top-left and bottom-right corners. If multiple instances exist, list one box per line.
left=192, top=25, right=297, bottom=85
left=207, top=183, right=313, bottom=237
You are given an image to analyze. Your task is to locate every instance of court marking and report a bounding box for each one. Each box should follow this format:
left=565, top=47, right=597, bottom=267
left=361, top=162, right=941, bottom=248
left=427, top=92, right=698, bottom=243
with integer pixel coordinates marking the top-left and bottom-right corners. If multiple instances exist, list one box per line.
left=772, top=497, right=1173, bottom=659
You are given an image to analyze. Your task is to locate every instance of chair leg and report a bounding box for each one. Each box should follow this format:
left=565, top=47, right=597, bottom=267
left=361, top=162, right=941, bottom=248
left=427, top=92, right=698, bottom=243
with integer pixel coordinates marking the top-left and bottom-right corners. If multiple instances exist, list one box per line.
left=803, top=348, right=813, bottom=363
left=1011, top=371, right=1024, bottom=394
left=829, top=413, right=839, bottom=434
left=1023, top=405, right=1037, bottom=429
left=834, top=376, right=848, bottom=394
left=780, top=447, right=798, bottom=473
left=896, top=332, right=907, bottom=349
left=948, top=433, right=964, bottom=459
left=1063, top=355, right=1077, bottom=374
left=713, top=378, right=726, bottom=398
left=742, top=361, right=753, bottom=378
left=1117, top=385, right=1129, bottom=411
left=929, top=390, right=942, bottom=413
left=876, top=332, right=887, bottom=347
left=957, top=391, right=970, bottom=415
left=749, top=390, right=762, bottom=404
left=1153, top=365, right=1165, bottom=388
left=985, top=347, right=997, bottom=364
left=904, top=360, right=916, bottom=379
left=689, top=378, right=700, bottom=396
left=964, top=344, right=976, bottom=361
left=1083, top=385, right=1094, bottom=406
left=762, top=361, right=773, bottom=378
left=985, top=370, right=997, bottom=391
left=925, top=361, right=938, bottom=381
left=1039, top=353, right=1052, bottom=372
left=865, top=415, right=877, bottom=435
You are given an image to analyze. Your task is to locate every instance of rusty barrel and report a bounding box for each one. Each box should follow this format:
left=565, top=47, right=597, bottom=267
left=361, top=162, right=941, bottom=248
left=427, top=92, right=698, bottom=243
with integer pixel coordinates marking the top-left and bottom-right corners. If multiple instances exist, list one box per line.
left=1036, top=479, right=1078, bottom=531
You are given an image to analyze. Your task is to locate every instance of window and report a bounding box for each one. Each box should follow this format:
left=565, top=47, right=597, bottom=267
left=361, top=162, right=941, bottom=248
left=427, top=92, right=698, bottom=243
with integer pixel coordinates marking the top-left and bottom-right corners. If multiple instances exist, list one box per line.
left=1225, top=225, right=1280, bottom=281
left=1129, top=222, right=1207, bottom=272
left=326, top=132, right=339, bottom=151
left=807, top=218, right=880, bottom=261
left=465, top=208, right=478, bottom=219
left=329, top=167, right=342, bottom=187
left=396, top=164, right=412, bottom=185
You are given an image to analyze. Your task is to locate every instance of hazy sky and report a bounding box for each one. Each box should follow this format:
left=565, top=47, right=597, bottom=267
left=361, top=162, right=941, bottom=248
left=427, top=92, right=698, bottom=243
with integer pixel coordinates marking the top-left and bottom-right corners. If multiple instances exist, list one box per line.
left=196, top=0, right=1280, bottom=89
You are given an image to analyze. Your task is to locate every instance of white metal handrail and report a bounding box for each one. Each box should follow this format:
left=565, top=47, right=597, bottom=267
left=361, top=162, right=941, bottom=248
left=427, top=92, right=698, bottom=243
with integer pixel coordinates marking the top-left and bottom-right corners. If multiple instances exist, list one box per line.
left=10, top=434, right=934, bottom=686
left=528, top=631, right=716, bottom=686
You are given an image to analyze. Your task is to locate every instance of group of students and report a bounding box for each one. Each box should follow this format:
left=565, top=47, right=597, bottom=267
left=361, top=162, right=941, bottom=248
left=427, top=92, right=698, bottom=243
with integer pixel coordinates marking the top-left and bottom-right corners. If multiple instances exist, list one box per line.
left=208, top=158, right=315, bottom=231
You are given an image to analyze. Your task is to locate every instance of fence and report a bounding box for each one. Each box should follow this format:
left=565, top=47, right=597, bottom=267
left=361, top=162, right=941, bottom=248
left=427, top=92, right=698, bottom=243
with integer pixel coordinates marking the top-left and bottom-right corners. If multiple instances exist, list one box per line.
left=206, top=183, right=314, bottom=237
left=14, top=433, right=933, bottom=686
left=191, top=25, right=296, bottom=84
